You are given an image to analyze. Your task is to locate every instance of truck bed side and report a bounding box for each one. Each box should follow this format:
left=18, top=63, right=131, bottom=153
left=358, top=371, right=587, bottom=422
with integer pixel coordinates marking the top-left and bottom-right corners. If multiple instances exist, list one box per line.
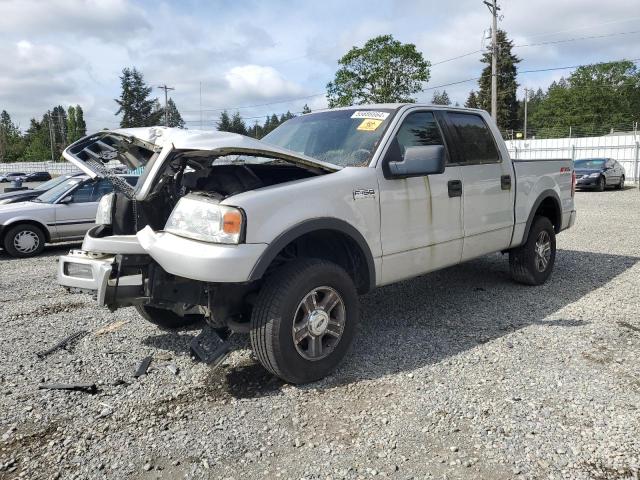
left=511, top=158, right=574, bottom=248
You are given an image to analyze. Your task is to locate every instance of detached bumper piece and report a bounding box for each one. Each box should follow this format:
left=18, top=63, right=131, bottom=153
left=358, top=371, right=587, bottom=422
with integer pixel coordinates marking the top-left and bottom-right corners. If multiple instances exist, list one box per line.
left=58, top=250, right=148, bottom=308
left=190, top=326, right=233, bottom=367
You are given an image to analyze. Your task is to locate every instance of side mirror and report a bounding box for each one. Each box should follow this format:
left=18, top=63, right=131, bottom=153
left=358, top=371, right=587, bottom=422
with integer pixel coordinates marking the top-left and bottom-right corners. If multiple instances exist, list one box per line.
left=387, top=145, right=446, bottom=179
left=59, top=195, right=73, bottom=204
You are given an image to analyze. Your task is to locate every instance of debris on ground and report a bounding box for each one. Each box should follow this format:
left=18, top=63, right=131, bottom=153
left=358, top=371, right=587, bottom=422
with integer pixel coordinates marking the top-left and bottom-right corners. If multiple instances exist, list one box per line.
left=93, top=319, right=130, bottom=336
left=134, top=356, right=152, bottom=378
left=38, top=383, right=98, bottom=394
left=36, top=330, right=88, bottom=358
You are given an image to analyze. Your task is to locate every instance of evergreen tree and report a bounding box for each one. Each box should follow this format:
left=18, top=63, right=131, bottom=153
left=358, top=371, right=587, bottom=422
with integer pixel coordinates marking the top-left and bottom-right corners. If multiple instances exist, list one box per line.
left=217, top=110, right=232, bottom=131
left=465, top=91, right=479, bottom=108
left=115, top=67, right=160, bottom=127
left=51, top=105, right=67, bottom=150
left=165, top=98, right=185, bottom=128
left=0, top=110, right=24, bottom=162
left=477, top=30, right=520, bottom=130
left=66, top=106, right=77, bottom=144
left=302, top=104, right=311, bottom=114
left=23, top=117, right=52, bottom=161
left=230, top=111, right=247, bottom=135
left=431, top=90, right=451, bottom=105
left=75, top=105, right=87, bottom=137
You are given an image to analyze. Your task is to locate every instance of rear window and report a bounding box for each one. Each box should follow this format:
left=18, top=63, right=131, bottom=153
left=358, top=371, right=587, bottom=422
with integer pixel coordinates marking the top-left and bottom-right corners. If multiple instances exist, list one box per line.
left=446, top=113, right=500, bottom=164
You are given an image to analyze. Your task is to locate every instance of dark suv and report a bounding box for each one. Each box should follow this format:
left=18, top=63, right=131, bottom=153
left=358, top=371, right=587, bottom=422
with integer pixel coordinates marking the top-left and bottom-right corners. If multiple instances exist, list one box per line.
left=574, top=158, right=625, bottom=191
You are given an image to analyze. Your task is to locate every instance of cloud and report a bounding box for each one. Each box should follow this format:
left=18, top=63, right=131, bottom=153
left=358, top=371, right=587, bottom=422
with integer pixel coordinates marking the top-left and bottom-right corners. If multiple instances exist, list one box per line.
left=225, top=65, right=306, bottom=99
left=0, top=0, right=151, bottom=43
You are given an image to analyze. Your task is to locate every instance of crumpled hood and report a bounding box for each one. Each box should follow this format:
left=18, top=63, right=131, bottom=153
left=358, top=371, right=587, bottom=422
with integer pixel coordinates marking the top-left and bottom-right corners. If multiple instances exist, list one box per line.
left=63, top=127, right=340, bottom=181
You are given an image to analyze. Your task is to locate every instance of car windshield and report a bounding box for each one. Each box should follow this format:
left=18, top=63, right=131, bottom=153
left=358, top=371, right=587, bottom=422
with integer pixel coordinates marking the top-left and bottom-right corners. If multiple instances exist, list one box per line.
left=575, top=159, right=606, bottom=169
left=35, top=175, right=73, bottom=191
left=261, top=108, right=396, bottom=167
left=32, top=178, right=83, bottom=203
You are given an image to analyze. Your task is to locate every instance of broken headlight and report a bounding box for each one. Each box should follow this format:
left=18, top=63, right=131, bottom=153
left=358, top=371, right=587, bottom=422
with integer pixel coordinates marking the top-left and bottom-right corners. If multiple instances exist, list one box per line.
left=95, top=192, right=115, bottom=225
left=164, top=194, right=244, bottom=244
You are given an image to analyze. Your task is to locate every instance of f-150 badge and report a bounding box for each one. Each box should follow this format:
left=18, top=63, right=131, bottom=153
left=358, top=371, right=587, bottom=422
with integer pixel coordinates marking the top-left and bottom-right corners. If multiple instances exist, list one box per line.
left=353, top=188, right=376, bottom=200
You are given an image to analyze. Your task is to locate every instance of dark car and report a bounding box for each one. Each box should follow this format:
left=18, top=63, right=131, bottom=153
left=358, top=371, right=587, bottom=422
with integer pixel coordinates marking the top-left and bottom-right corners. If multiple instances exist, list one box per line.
left=574, top=158, right=625, bottom=191
left=0, top=173, right=82, bottom=205
left=23, top=171, right=52, bottom=182
left=0, top=172, right=27, bottom=183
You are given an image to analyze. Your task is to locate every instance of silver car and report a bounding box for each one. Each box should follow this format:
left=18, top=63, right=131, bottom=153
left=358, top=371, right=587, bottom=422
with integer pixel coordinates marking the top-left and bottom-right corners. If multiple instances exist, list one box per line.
left=0, top=175, right=137, bottom=257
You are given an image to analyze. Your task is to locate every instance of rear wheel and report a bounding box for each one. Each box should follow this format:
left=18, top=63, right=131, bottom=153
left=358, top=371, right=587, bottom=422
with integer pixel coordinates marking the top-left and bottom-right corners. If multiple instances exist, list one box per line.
left=509, top=216, right=556, bottom=285
left=3, top=224, right=45, bottom=258
left=135, top=305, right=204, bottom=330
left=616, top=175, right=625, bottom=190
left=250, top=258, right=359, bottom=384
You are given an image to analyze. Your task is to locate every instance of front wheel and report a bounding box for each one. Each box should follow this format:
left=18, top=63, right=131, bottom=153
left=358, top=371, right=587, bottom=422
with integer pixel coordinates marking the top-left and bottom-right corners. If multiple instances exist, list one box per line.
left=250, top=258, right=359, bottom=384
left=3, top=224, right=45, bottom=258
left=596, top=176, right=606, bottom=191
left=509, top=216, right=556, bottom=285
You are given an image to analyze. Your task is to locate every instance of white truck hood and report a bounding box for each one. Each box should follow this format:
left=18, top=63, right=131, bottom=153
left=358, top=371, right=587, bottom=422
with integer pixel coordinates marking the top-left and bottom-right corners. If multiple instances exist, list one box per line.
left=62, top=127, right=340, bottom=195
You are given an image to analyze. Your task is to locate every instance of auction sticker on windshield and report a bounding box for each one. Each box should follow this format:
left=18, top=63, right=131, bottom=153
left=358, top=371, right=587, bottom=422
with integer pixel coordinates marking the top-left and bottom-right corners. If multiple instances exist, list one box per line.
left=351, top=111, right=390, bottom=120
left=357, top=119, right=383, bottom=131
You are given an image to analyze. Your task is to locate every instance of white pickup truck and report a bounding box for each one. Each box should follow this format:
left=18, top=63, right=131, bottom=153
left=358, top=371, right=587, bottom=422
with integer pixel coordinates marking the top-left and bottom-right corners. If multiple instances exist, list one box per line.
left=57, top=104, right=576, bottom=383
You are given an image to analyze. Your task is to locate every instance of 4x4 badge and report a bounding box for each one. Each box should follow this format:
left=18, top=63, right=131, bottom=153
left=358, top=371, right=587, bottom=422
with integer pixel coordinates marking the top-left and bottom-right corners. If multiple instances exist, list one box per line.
left=353, top=188, right=376, bottom=200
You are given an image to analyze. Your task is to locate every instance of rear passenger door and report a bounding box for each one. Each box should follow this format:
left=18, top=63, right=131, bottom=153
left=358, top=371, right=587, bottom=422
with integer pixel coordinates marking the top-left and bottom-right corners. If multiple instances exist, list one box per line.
left=443, top=112, right=515, bottom=260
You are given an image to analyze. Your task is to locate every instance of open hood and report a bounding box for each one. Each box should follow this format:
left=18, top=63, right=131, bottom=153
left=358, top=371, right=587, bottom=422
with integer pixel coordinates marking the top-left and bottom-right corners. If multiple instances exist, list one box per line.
left=62, top=127, right=340, bottom=181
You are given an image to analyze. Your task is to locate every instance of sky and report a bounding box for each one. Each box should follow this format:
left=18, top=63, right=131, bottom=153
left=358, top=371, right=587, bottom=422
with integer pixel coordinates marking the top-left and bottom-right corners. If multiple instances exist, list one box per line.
left=1, top=0, right=639, bottom=132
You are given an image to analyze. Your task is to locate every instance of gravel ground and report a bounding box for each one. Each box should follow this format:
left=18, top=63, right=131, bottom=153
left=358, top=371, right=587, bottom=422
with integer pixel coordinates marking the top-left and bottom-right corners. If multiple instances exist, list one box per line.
left=1, top=188, right=639, bottom=480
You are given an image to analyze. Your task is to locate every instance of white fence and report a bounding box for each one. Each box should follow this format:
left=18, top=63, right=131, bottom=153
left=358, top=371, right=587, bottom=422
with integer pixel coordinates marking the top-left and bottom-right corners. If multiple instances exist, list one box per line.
left=0, top=161, right=80, bottom=176
left=506, top=132, right=640, bottom=182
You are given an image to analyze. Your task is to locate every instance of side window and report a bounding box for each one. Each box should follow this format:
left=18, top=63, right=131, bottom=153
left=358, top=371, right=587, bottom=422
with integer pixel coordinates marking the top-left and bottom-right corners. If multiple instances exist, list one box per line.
left=92, top=180, right=114, bottom=201
left=395, top=111, right=445, bottom=154
left=70, top=182, right=96, bottom=203
left=446, top=113, right=500, bottom=164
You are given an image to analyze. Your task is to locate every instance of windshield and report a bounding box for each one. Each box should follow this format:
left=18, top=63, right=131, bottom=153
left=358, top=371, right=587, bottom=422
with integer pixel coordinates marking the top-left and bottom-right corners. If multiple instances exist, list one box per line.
left=575, top=159, right=606, bottom=169
left=262, top=109, right=396, bottom=167
left=35, top=175, right=73, bottom=191
left=33, top=178, right=83, bottom=203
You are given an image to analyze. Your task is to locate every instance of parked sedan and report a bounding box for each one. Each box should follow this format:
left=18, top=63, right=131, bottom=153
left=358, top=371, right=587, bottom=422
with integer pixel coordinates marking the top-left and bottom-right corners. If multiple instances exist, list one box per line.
left=22, top=171, right=52, bottom=182
left=0, top=173, right=83, bottom=205
left=574, top=158, right=625, bottom=191
left=0, top=175, right=138, bottom=257
left=0, top=172, right=27, bottom=183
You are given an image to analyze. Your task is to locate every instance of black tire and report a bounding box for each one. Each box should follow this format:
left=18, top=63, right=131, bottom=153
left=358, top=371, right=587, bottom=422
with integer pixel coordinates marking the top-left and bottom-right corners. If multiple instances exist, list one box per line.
left=135, top=305, right=204, bottom=330
left=250, top=258, right=359, bottom=384
left=616, top=175, right=625, bottom=190
left=3, top=224, right=46, bottom=258
left=596, top=176, right=606, bottom=192
left=509, top=216, right=556, bottom=286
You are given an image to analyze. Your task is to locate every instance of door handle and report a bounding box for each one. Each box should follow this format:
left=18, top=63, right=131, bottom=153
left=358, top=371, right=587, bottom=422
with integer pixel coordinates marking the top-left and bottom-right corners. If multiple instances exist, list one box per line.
left=447, top=179, right=462, bottom=197
left=501, top=175, right=512, bottom=190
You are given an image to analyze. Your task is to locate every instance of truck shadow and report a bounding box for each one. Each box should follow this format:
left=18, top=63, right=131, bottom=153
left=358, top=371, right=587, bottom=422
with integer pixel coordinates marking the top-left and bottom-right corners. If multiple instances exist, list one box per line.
left=331, top=248, right=638, bottom=385
left=146, top=248, right=638, bottom=399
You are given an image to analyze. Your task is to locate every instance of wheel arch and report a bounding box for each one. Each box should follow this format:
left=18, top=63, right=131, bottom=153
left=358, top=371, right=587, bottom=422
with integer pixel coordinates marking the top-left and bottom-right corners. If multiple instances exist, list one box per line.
left=1, top=219, right=51, bottom=244
left=522, top=190, right=562, bottom=242
left=248, top=218, right=376, bottom=294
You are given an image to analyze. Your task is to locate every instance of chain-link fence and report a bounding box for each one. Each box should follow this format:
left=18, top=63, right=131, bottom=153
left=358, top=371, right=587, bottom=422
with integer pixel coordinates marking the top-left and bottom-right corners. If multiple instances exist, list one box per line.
left=0, top=161, right=80, bottom=176
left=505, top=130, right=640, bottom=182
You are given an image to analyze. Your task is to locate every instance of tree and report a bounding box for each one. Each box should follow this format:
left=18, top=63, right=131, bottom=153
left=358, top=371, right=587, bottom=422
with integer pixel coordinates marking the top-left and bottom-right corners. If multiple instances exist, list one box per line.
left=0, top=110, right=24, bottom=162
left=230, top=111, right=247, bottom=135
left=217, top=110, right=232, bottom=132
left=165, top=98, right=185, bottom=128
left=66, top=105, right=87, bottom=144
left=23, top=117, right=52, bottom=161
left=477, top=30, right=520, bottom=130
left=115, top=67, right=161, bottom=127
left=326, top=34, right=430, bottom=107
left=302, top=104, right=311, bottom=114
left=431, top=90, right=451, bottom=105
left=75, top=105, right=87, bottom=137
left=465, top=91, right=479, bottom=108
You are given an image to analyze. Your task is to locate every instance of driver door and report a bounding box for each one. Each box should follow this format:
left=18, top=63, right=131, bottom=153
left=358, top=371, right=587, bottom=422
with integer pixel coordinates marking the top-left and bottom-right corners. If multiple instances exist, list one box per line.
left=53, top=180, right=111, bottom=239
left=376, top=109, right=464, bottom=285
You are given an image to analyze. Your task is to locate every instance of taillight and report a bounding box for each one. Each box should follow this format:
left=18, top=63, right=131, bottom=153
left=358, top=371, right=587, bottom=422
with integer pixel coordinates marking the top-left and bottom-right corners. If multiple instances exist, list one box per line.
left=571, top=170, right=576, bottom=197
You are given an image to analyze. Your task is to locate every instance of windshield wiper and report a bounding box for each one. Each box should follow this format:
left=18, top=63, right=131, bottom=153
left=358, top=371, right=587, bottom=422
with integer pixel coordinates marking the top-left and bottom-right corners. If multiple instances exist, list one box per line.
left=30, top=198, right=43, bottom=203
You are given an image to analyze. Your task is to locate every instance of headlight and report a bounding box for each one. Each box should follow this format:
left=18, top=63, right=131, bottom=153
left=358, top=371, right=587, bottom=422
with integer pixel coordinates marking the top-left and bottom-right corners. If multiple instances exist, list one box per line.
left=589, top=172, right=601, bottom=178
left=165, top=194, right=244, bottom=244
left=95, top=193, right=115, bottom=225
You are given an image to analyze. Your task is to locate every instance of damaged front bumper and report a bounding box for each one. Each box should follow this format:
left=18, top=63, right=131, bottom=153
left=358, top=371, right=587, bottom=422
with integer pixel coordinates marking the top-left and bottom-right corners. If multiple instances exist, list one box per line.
left=58, top=250, right=146, bottom=307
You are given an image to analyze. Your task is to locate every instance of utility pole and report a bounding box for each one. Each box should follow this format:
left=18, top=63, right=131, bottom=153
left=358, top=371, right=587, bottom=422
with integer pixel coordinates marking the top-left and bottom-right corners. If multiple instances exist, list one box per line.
left=199, top=81, right=203, bottom=130
left=484, top=0, right=499, bottom=121
left=523, top=87, right=528, bottom=140
left=157, top=84, right=175, bottom=127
